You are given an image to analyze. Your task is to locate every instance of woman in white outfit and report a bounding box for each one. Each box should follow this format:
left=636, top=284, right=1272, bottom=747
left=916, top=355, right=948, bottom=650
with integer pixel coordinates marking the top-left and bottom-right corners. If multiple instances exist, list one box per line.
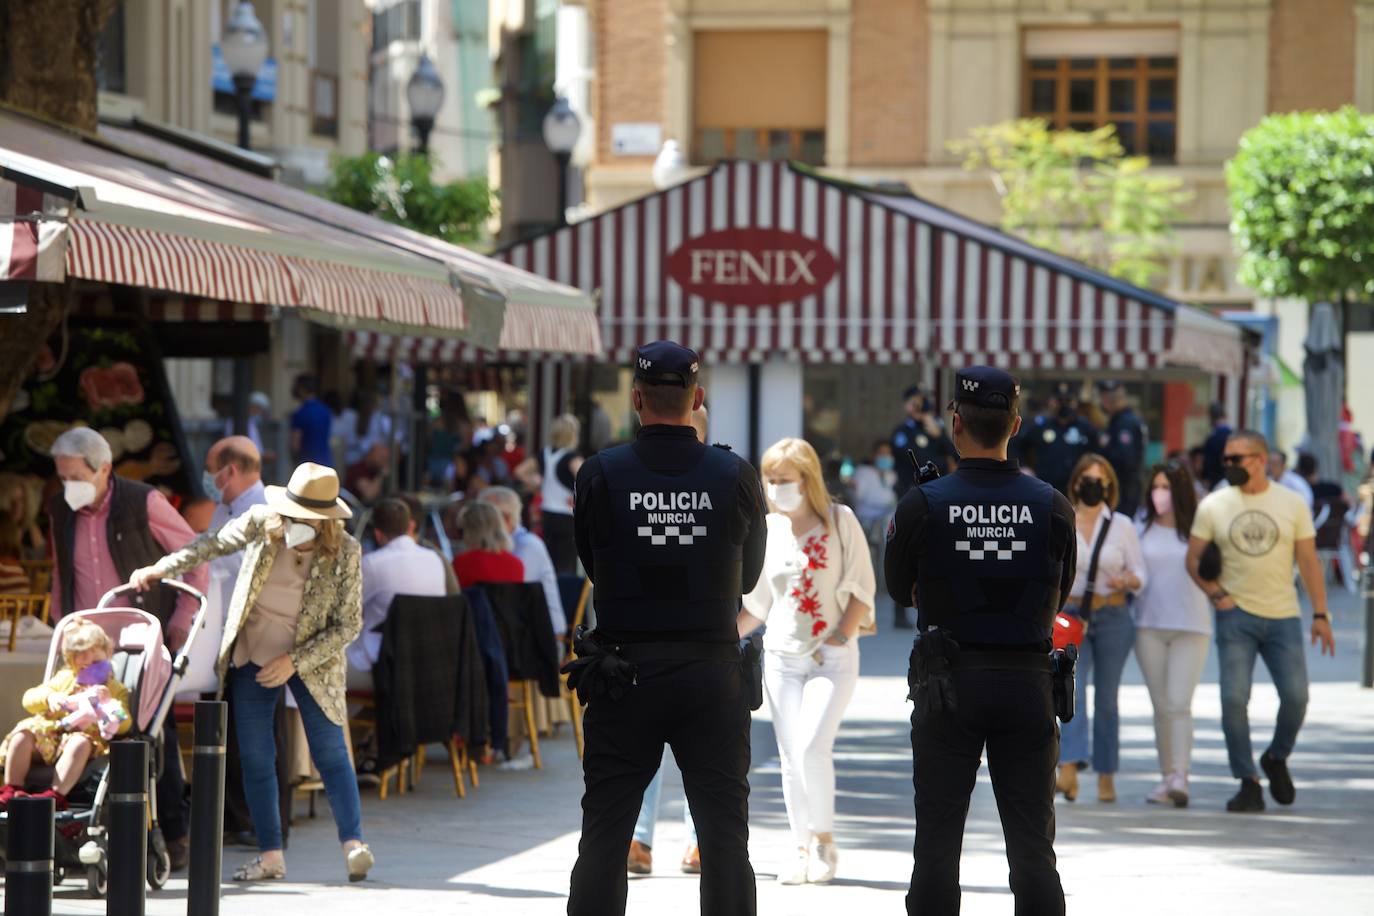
left=739, top=438, right=874, bottom=886
left=1134, top=460, right=1212, bottom=807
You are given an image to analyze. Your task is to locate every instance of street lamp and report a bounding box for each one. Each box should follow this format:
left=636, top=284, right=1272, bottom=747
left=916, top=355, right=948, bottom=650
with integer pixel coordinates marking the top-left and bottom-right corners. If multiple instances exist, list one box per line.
left=407, top=53, right=445, bottom=156
left=542, top=96, right=582, bottom=228
left=222, top=1, right=268, bottom=151
left=652, top=139, right=691, bottom=190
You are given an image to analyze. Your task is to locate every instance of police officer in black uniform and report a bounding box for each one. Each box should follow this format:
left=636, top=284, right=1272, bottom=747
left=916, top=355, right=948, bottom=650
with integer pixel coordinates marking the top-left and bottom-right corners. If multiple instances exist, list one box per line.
left=886, top=366, right=1076, bottom=916
left=1096, top=379, right=1148, bottom=517
left=1031, top=382, right=1098, bottom=497
left=892, top=385, right=958, bottom=497
left=566, top=341, right=768, bottom=916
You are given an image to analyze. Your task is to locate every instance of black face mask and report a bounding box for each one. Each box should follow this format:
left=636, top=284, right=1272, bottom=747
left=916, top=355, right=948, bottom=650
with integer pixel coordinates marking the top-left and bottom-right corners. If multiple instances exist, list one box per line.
left=1224, top=466, right=1250, bottom=487
left=1057, top=406, right=1076, bottom=421
left=1077, top=479, right=1106, bottom=507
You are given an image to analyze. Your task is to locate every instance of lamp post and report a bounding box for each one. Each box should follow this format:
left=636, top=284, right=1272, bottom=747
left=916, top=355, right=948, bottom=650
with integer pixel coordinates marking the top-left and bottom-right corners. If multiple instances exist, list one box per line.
left=407, top=53, right=444, bottom=156
left=542, top=96, right=582, bottom=228
left=222, top=1, right=268, bottom=152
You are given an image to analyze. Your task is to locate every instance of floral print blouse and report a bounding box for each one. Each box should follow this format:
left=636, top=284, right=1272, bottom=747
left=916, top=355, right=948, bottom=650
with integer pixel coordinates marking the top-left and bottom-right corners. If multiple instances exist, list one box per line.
left=151, top=505, right=362, bottom=727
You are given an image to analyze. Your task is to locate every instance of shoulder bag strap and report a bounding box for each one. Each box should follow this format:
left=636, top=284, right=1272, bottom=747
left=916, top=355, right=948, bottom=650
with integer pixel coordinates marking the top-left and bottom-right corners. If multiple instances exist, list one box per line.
left=1081, top=514, right=1113, bottom=612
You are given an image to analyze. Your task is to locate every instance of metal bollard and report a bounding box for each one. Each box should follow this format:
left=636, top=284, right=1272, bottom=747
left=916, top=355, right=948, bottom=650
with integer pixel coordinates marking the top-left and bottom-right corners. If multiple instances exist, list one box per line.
left=5, top=795, right=54, bottom=916
left=107, top=740, right=148, bottom=916
left=187, top=701, right=228, bottom=916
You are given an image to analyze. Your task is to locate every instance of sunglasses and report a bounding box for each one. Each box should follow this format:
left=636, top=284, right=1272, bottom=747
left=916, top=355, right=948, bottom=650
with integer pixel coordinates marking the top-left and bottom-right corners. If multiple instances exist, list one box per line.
left=1222, top=453, right=1261, bottom=465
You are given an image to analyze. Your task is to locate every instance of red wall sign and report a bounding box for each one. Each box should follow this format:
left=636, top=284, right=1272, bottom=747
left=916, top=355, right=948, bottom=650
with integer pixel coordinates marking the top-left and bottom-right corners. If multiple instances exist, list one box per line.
left=665, top=227, right=838, bottom=306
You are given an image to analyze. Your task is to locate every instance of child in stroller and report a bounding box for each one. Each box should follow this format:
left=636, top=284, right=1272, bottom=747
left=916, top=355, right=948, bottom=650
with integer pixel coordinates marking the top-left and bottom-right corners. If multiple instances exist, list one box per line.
left=0, top=618, right=131, bottom=810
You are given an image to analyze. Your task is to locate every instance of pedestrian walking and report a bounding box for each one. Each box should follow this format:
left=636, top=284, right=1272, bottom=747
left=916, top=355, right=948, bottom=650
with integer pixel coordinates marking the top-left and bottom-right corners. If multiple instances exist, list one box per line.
left=1135, top=461, right=1212, bottom=807
left=1186, top=431, right=1336, bottom=812
left=739, top=437, right=875, bottom=886
left=516, top=414, right=583, bottom=575
left=1096, top=380, right=1148, bottom=518
left=1056, top=454, right=1145, bottom=803
left=850, top=439, right=903, bottom=628
left=565, top=341, right=767, bottom=916
left=885, top=366, right=1073, bottom=916
left=129, top=462, right=374, bottom=883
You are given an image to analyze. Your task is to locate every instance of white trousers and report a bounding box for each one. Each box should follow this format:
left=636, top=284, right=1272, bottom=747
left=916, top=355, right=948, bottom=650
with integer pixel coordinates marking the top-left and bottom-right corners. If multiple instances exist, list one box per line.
left=1134, top=627, right=1211, bottom=777
left=763, top=642, right=860, bottom=847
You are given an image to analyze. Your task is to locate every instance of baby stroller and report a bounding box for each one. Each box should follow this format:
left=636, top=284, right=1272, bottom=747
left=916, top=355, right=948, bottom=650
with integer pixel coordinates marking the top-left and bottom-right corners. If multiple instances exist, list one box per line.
left=0, top=580, right=208, bottom=897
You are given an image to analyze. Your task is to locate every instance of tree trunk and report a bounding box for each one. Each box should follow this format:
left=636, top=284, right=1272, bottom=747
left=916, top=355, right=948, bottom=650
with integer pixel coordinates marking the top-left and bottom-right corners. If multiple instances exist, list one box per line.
left=0, top=0, right=120, bottom=422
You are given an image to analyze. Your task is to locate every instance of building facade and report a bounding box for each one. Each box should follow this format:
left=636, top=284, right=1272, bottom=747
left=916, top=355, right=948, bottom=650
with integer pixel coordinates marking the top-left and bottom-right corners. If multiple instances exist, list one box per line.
left=574, top=0, right=1374, bottom=455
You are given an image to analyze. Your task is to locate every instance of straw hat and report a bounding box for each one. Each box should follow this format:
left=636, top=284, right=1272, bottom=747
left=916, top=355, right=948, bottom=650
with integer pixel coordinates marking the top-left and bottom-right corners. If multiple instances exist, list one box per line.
left=265, top=463, right=352, bottom=520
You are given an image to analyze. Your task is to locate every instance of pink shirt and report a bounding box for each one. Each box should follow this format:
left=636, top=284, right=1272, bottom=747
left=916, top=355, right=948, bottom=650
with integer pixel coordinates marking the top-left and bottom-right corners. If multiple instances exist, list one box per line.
left=51, top=483, right=208, bottom=632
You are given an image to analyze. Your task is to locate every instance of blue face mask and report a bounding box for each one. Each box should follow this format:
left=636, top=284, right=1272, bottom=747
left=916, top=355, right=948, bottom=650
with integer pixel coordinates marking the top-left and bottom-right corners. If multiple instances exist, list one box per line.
left=202, top=469, right=224, bottom=504
left=76, top=658, right=113, bottom=686
left=875, top=456, right=896, bottom=472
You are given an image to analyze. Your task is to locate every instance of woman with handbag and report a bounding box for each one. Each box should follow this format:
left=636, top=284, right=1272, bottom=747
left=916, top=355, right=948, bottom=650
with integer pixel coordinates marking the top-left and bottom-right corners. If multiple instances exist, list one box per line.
left=1135, top=461, right=1212, bottom=807
left=1057, top=454, right=1147, bottom=802
left=738, top=438, right=875, bottom=886
left=129, top=463, right=373, bottom=883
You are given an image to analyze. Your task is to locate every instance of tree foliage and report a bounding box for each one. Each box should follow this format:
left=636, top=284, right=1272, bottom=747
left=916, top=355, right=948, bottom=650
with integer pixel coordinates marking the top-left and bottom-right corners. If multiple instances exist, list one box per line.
left=324, top=153, right=493, bottom=245
left=1226, top=106, right=1374, bottom=303
left=951, top=119, right=1190, bottom=288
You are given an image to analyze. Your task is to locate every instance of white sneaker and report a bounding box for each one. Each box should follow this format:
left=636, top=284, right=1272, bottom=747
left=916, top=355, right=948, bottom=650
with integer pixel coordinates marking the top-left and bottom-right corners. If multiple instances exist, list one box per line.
left=1166, top=772, right=1189, bottom=809
left=1145, top=779, right=1171, bottom=805
left=778, top=848, right=810, bottom=885
left=808, top=841, right=839, bottom=884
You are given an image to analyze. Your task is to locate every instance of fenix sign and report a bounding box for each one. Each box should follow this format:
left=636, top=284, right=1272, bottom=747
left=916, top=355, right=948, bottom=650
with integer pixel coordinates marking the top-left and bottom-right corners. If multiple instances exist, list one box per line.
left=665, top=228, right=838, bottom=306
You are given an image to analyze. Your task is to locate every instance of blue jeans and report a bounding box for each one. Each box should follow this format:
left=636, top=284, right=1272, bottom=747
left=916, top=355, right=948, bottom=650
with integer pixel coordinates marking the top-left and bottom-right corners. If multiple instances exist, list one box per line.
left=1215, top=608, right=1309, bottom=780
left=1059, top=603, right=1135, bottom=773
left=633, top=752, right=698, bottom=848
left=229, top=665, right=363, bottom=852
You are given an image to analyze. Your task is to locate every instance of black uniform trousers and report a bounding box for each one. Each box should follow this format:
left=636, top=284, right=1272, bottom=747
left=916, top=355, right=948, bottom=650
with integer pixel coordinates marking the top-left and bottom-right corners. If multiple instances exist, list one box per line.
left=908, top=668, right=1065, bottom=916
left=568, top=658, right=755, bottom=916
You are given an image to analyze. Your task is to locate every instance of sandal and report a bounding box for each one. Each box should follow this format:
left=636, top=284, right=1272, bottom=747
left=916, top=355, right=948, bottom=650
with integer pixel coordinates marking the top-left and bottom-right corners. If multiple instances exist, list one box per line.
left=233, top=856, right=286, bottom=881
left=346, top=844, right=375, bottom=883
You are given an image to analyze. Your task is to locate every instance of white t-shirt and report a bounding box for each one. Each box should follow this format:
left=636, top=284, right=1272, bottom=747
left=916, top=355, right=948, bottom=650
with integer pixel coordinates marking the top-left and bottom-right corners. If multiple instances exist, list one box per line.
left=1069, top=510, right=1147, bottom=598
left=1134, top=522, right=1211, bottom=634
left=743, top=505, right=876, bottom=657
left=1191, top=482, right=1315, bottom=620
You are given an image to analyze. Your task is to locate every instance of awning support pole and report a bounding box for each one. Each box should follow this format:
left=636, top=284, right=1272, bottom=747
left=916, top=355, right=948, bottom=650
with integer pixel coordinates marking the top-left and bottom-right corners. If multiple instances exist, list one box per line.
left=231, top=358, right=251, bottom=437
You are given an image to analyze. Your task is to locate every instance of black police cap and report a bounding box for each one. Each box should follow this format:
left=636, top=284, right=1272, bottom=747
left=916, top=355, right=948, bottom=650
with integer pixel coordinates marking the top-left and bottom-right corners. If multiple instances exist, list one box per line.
left=902, top=384, right=923, bottom=401
left=1051, top=381, right=1077, bottom=402
left=633, top=340, right=700, bottom=387
left=952, top=366, right=1020, bottom=411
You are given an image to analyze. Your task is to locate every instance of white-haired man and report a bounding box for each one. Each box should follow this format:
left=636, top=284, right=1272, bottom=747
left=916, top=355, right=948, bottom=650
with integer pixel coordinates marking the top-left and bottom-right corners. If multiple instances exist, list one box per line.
left=47, top=426, right=206, bottom=868
left=478, top=487, right=567, bottom=636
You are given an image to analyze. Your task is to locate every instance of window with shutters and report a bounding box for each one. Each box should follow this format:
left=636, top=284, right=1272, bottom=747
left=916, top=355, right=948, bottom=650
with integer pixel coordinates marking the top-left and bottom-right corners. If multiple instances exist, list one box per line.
left=1022, top=54, right=1178, bottom=161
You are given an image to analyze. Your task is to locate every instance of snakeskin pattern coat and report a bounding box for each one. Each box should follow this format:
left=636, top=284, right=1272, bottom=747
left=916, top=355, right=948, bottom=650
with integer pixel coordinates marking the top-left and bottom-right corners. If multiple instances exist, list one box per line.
left=152, top=504, right=362, bottom=726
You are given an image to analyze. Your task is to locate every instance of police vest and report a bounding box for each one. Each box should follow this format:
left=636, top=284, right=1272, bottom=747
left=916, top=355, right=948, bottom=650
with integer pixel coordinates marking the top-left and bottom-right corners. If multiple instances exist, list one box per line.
left=591, top=442, right=744, bottom=634
left=915, top=471, right=1062, bottom=645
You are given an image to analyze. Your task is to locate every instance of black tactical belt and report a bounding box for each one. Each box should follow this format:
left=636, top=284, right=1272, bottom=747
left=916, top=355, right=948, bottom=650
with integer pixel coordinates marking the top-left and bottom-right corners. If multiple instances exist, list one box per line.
left=952, top=651, right=1054, bottom=673
left=614, top=642, right=742, bottom=663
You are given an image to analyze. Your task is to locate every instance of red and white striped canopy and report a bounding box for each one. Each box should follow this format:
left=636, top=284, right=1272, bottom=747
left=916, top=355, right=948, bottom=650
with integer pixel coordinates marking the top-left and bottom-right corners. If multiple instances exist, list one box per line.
left=497, top=160, right=1243, bottom=376
left=1, top=167, right=75, bottom=283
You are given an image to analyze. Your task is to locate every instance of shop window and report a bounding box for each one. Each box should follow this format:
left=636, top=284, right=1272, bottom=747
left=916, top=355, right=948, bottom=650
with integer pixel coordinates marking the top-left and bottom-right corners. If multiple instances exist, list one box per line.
left=311, top=71, right=338, bottom=137
left=96, top=6, right=127, bottom=94
left=1022, top=54, right=1177, bottom=160
left=693, top=30, right=827, bottom=165
left=372, top=0, right=421, bottom=51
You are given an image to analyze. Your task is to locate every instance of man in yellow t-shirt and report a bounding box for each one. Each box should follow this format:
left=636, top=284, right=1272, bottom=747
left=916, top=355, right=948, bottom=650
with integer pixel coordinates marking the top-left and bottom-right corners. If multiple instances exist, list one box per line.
left=1187, top=430, right=1335, bottom=814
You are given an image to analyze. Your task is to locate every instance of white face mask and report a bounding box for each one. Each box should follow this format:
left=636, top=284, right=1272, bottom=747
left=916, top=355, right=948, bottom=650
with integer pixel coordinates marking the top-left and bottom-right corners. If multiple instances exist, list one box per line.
left=285, top=521, right=318, bottom=549
left=63, top=480, right=98, bottom=512
left=766, top=482, right=805, bottom=513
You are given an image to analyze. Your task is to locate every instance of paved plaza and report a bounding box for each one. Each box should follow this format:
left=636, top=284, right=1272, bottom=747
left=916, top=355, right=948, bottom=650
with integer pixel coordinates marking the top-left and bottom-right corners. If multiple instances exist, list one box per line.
left=36, top=592, right=1374, bottom=915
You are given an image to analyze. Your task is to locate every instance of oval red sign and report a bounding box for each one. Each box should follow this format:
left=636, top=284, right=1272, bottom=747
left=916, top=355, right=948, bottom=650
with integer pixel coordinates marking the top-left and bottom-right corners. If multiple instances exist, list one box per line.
left=665, top=227, right=838, bottom=306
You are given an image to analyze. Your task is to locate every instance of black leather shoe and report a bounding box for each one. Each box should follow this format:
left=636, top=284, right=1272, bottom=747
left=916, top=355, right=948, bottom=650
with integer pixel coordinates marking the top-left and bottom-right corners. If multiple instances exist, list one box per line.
left=224, top=830, right=258, bottom=848
left=1260, top=751, right=1296, bottom=805
left=1225, top=779, right=1265, bottom=813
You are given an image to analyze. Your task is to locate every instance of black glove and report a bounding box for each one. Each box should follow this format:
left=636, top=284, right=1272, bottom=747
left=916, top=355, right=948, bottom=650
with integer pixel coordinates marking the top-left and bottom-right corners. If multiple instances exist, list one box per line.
left=908, top=629, right=960, bottom=716
left=561, top=628, right=638, bottom=705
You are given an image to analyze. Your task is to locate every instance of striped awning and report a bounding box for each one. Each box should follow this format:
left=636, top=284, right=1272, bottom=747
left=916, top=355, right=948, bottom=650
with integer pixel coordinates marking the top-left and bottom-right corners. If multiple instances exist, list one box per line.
left=346, top=299, right=601, bottom=364
left=1, top=167, right=75, bottom=282
left=497, top=160, right=1243, bottom=376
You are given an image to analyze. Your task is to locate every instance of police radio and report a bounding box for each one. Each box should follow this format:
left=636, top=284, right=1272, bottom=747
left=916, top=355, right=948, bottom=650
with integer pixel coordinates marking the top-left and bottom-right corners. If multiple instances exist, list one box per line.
left=908, top=450, right=942, bottom=487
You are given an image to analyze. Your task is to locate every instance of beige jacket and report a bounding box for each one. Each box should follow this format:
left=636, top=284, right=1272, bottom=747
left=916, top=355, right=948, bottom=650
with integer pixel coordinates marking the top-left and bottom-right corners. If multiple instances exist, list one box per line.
left=153, top=504, right=362, bottom=726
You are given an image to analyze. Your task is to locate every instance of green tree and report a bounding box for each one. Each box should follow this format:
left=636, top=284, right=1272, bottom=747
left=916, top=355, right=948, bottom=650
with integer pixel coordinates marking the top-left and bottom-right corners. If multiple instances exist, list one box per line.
left=951, top=119, right=1190, bottom=288
left=1226, top=106, right=1374, bottom=306
left=325, top=152, right=493, bottom=245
